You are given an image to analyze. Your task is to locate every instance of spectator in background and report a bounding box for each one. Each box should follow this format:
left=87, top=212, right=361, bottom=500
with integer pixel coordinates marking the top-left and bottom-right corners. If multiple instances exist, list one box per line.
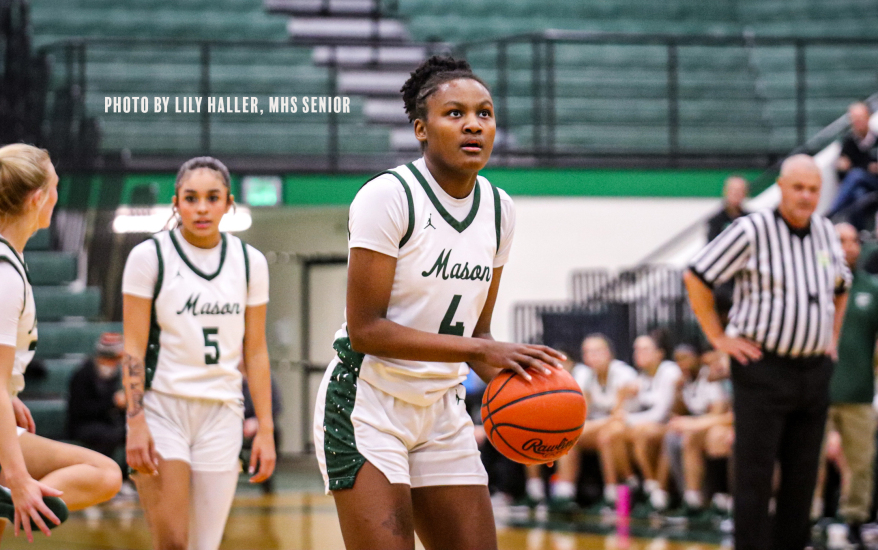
left=532, top=334, right=639, bottom=512
left=242, top=366, right=283, bottom=495
left=606, top=329, right=682, bottom=511
left=707, top=176, right=750, bottom=242
left=708, top=176, right=750, bottom=326
left=828, top=103, right=878, bottom=227
left=835, top=102, right=875, bottom=181
left=659, top=346, right=731, bottom=518
left=66, top=333, right=126, bottom=473
left=818, top=223, right=878, bottom=546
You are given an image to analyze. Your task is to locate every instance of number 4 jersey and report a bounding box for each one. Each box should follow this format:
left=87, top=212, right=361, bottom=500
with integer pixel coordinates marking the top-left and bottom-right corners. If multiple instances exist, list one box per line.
left=344, top=157, right=515, bottom=407
left=122, top=228, right=269, bottom=412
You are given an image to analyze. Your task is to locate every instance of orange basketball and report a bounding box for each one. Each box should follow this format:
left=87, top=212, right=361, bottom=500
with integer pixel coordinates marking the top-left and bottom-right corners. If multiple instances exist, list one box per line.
left=480, top=368, right=587, bottom=465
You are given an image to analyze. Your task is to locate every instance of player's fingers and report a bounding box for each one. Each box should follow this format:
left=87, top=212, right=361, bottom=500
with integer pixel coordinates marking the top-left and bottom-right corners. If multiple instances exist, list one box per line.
left=28, top=505, right=51, bottom=537
left=523, top=347, right=563, bottom=369
left=148, top=441, right=160, bottom=473
left=534, top=345, right=568, bottom=362
left=13, top=508, right=20, bottom=537
left=521, top=353, right=555, bottom=375
left=21, top=507, right=33, bottom=542
left=26, top=411, right=35, bottom=434
left=37, top=482, right=63, bottom=498
left=34, top=499, right=58, bottom=530
left=506, top=362, right=532, bottom=381
left=248, top=447, right=259, bottom=475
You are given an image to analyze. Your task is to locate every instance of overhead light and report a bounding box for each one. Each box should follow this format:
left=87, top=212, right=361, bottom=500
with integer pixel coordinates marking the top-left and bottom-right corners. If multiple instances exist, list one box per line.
left=112, top=206, right=252, bottom=234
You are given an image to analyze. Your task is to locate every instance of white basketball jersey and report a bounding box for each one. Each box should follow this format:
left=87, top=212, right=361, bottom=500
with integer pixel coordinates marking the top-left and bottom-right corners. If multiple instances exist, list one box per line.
left=348, top=161, right=506, bottom=407
left=573, top=360, right=639, bottom=419
left=0, top=238, right=37, bottom=397
left=146, top=230, right=250, bottom=411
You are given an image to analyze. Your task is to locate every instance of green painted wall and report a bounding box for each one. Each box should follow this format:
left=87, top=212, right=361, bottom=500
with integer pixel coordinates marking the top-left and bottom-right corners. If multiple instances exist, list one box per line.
left=58, top=168, right=767, bottom=209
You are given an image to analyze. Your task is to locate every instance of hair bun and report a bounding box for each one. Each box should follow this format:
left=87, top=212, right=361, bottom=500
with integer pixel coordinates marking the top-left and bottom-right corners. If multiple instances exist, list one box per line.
left=401, top=55, right=481, bottom=123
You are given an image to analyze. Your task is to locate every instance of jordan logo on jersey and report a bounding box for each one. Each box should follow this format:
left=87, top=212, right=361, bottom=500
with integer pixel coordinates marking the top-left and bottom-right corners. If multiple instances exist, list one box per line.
left=421, top=249, right=491, bottom=282
left=176, top=293, right=242, bottom=316
left=424, top=213, right=436, bottom=230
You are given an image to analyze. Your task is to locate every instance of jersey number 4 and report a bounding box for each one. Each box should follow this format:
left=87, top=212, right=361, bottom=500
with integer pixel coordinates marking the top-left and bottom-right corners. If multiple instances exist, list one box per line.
left=439, top=295, right=465, bottom=336
left=203, top=327, right=220, bottom=365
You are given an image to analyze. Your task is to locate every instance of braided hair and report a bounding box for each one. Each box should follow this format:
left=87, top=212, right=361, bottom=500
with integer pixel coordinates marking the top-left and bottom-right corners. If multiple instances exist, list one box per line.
left=400, top=55, right=489, bottom=124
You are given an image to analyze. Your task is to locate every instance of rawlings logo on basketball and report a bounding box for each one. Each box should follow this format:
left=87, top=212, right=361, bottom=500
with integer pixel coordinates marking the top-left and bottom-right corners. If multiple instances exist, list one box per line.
left=522, top=438, right=577, bottom=456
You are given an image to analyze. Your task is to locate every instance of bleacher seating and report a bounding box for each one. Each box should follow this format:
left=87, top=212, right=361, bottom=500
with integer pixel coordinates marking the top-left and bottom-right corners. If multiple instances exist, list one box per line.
left=16, top=228, right=118, bottom=441
left=23, top=0, right=878, bottom=159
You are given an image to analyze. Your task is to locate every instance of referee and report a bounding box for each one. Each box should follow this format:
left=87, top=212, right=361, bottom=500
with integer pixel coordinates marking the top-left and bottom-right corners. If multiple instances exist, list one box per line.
left=684, top=154, right=852, bottom=550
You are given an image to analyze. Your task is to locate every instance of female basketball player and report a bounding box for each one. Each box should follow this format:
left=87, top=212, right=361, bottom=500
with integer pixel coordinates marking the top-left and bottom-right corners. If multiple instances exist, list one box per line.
left=122, top=157, right=275, bottom=550
left=611, top=330, right=682, bottom=510
left=0, top=144, right=122, bottom=542
left=313, top=56, right=565, bottom=550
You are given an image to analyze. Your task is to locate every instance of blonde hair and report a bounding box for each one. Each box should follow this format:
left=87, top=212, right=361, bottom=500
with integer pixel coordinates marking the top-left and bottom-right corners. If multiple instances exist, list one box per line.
left=0, top=144, right=51, bottom=217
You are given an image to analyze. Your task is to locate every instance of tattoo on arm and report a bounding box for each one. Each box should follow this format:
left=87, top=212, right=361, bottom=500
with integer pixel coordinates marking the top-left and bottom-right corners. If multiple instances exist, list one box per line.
left=123, top=354, right=145, bottom=418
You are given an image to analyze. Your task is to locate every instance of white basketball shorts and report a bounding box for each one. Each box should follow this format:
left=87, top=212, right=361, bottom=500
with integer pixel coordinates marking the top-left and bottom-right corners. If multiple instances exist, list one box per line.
left=314, top=355, right=488, bottom=494
left=143, top=390, right=243, bottom=473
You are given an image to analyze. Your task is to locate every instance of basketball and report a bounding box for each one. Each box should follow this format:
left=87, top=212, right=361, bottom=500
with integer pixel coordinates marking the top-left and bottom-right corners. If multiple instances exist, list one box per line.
left=480, top=368, right=587, bottom=465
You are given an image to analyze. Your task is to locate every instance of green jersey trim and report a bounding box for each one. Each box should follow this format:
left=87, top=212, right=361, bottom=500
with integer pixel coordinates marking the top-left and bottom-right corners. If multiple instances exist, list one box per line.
left=491, top=184, right=502, bottom=253
left=0, top=256, right=27, bottom=312
left=144, top=236, right=164, bottom=389
left=358, top=170, right=415, bottom=249
left=0, top=236, right=31, bottom=286
left=168, top=230, right=228, bottom=281
left=406, top=162, right=481, bottom=234
left=241, top=239, right=250, bottom=289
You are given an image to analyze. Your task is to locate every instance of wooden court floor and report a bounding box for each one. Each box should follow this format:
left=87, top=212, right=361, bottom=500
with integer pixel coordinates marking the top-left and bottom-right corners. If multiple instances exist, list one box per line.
left=1, top=460, right=727, bottom=550
left=3, top=490, right=727, bottom=550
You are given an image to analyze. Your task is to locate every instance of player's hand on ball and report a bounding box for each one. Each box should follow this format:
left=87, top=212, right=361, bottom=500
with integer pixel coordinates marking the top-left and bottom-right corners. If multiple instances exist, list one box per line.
left=480, top=341, right=565, bottom=381
left=126, top=414, right=159, bottom=476
left=248, top=428, right=276, bottom=483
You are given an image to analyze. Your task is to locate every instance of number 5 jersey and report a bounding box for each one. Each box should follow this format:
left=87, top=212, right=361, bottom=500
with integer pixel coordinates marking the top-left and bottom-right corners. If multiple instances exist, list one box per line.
left=122, top=228, right=269, bottom=413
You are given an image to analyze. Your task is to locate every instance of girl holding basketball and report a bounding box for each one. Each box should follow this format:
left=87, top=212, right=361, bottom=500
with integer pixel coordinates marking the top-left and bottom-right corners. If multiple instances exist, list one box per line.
left=0, top=144, right=122, bottom=543
left=313, top=56, right=564, bottom=550
left=122, top=157, right=275, bottom=550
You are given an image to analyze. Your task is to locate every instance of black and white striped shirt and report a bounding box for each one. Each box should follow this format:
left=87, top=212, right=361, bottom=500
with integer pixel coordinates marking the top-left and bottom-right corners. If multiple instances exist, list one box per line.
left=689, top=208, right=852, bottom=358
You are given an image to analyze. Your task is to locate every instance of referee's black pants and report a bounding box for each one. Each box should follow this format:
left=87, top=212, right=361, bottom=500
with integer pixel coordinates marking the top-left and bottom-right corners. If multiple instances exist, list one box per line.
left=732, top=353, right=833, bottom=550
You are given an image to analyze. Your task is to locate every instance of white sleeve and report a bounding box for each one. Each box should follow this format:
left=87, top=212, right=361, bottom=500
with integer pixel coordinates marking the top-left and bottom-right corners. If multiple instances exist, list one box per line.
left=707, top=380, right=728, bottom=405
left=627, top=365, right=682, bottom=426
left=122, top=239, right=159, bottom=299
left=494, top=188, right=516, bottom=268
left=572, top=364, right=590, bottom=392
left=246, top=246, right=269, bottom=306
left=348, top=174, right=408, bottom=258
left=0, top=263, right=23, bottom=347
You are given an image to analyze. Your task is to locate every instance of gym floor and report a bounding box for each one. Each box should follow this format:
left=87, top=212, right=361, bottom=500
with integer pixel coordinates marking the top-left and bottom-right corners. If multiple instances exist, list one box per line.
left=4, top=458, right=728, bottom=550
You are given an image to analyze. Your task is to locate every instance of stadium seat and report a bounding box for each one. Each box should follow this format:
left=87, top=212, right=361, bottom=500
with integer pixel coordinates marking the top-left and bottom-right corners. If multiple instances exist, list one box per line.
left=20, top=358, right=83, bottom=399
left=24, top=229, right=51, bottom=252
left=32, top=287, right=102, bottom=321
left=21, top=398, right=68, bottom=441
left=24, top=252, right=77, bottom=286
left=34, top=322, right=123, bottom=359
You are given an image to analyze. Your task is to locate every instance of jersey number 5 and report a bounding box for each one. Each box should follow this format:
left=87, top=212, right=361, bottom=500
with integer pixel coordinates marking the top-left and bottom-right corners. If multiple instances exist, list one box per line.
left=203, top=327, right=220, bottom=365
left=439, top=295, right=465, bottom=336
